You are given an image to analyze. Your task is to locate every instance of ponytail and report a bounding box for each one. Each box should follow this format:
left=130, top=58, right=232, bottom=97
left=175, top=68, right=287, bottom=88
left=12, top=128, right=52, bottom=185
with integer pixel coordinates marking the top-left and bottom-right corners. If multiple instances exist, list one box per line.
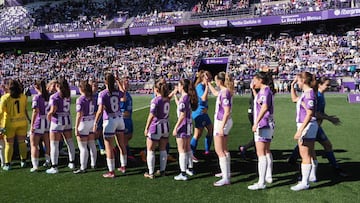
left=79, top=80, right=93, bottom=98
left=35, top=79, right=49, bottom=101
left=57, top=77, right=70, bottom=98
left=224, top=73, right=234, bottom=96
left=155, top=78, right=169, bottom=98
left=181, top=78, right=198, bottom=111
left=105, top=73, right=116, bottom=95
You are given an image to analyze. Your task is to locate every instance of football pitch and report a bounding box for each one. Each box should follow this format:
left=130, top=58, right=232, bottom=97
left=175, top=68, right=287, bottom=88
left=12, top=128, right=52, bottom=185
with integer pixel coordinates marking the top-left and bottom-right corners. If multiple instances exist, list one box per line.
left=0, top=94, right=359, bottom=202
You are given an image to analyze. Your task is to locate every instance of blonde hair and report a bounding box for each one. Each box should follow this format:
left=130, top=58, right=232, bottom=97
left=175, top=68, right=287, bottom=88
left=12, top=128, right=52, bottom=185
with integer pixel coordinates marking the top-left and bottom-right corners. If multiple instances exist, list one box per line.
left=216, top=72, right=234, bottom=96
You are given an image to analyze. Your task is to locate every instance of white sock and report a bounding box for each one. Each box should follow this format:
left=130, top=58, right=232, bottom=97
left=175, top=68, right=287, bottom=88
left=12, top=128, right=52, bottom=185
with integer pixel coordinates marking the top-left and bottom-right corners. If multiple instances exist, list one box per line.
left=78, top=141, right=88, bottom=170
left=310, top=159, right=318, bottom=181
left=50, top=141, right=59, bottom=166
left=31, top=157, right=39, bottom=169
left=226, top=152, right=231, bottom=178
left=159, top=150, right=167, bottom=172
left=258, top=156, right=267, bottom=186
left=65, top=139, right=76, bottom=163
left=106, top=158, right=115, bottom=172
left=301, top=163, right=312, bottom=186
left=179, top=152, right=186, bottom=172
left=0, top=140, right=4, bottom=166
left=187, top=151, right=193, bottom=169
left=45, top=154, right=51, bottom=163
left=147, top=150, right=155, bottom=175
left=88, top=140, right=97, bottom=168
left=219, top=157, right=228, bottom=181
left=120, top=154, right=127, bottom=167
left=265, top=153, right=273, bottom=181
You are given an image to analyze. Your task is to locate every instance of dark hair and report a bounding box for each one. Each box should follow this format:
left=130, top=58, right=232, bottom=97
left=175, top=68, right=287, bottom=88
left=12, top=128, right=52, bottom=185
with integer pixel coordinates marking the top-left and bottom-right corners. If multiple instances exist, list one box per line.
left=216, top=72, right=235, bottom=95
left=57, top=77, right=70, bottom=98
left=298, top=72, right=317, bottom=92
left=35, top=79, right=49, bottom=101
left=105, top=73, right=116, bottom=94
left=9, top=79, right=22, bottom=98
left=155, top=78, right=169, bottom=98
left=254, top=71, right=276, bottom=95
left=180, top=78, right=198, bottom=111
left=79, top=80, right=93, bottom=98
left=317, top=76, right=330, bottom=86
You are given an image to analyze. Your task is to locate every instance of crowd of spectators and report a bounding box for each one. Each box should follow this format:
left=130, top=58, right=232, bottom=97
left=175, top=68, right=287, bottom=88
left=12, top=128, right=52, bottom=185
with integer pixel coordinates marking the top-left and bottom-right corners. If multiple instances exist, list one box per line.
left=255, top=0, right=356, bottom=17
left=192, top=0, right=249, bottom=13
left=30, top=1, right=120, bottom=33
left=1, top=0, right=357, bottom=36
left=130, top=11, right=183, bottom=27
left=1, top=28, right=360, bottom=92
left=255, top=0, right=327, bottom=16
left=0, top=6, right=33, bottom=35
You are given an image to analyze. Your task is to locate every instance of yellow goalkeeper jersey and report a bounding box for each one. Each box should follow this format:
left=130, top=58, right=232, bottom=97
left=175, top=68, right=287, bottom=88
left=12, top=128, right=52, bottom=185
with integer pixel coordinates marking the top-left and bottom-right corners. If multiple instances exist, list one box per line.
left=0, top=93, right=28, bottom=128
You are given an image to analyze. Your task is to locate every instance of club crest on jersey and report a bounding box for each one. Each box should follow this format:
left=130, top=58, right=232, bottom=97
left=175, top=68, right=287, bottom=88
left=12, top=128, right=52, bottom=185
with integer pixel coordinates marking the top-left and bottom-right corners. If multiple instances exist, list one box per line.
left=76, top=104, right=81, bottom=111
left=150, top=103, right=156, bottom=109
left=260, top=95, right=266, bottom=102
left=179, top=103, right=185, bottom=110
left=308, top=100, right=314, bottom=107
left=223, top=99, right=229, bottom=105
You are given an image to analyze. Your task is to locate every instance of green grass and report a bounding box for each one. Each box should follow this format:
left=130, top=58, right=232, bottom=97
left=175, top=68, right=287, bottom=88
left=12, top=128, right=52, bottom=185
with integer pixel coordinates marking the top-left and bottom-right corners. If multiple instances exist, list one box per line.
left=1, top=94, right=359, bottom=203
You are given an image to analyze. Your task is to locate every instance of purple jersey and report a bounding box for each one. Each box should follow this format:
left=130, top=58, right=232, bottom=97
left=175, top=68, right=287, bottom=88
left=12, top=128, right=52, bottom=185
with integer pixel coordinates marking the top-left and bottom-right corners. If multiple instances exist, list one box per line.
left=98, top=89, right=124, bottom=120
left=76, top=95, right=95, bottom=121
left=148, top=96, right=170, bottom=134
left=176, top=94, right=192, bottom=136
left=254, top=86, right=274, bottom=128
left=215, top=89, right=232, bottom=121
left=49, top=92, right=71, bottom=124
left=296, top=88, right=317, bottom=123
left=32, top=94, right=47, bottom=128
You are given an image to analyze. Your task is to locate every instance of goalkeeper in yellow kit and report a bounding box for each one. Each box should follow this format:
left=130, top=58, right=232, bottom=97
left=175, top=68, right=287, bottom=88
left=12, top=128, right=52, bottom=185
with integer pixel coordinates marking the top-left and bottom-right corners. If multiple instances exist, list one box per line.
left=0, top=79, right=29, bottom=170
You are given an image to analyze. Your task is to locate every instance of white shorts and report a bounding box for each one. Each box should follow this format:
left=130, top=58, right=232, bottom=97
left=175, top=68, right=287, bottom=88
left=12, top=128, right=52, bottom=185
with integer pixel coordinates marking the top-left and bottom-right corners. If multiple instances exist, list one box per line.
left=33, top=118, right=49, bottom=135
left=147, top=120, right=169, bottom=141
left=254, top=128, right=274, bottom=142
left=103, top=116, right=125, bottom=137
left=77, top=120, right=95, bottom=136
left=297, top=121, right=318, bottom=141
left=50, top=117, right=72, bottom=132
left=213, top=118, right=233, bottom=136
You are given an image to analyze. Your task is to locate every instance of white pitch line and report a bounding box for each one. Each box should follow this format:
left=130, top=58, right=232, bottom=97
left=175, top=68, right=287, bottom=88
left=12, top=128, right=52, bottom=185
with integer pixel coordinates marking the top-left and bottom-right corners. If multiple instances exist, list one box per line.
left=133, top=105, right=150, bottom=112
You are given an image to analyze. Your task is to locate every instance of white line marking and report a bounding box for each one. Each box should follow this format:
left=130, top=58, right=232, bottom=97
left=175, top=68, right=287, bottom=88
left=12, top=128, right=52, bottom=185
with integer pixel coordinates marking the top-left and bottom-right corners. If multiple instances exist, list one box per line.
left=133, top=105, right=149, bottom=112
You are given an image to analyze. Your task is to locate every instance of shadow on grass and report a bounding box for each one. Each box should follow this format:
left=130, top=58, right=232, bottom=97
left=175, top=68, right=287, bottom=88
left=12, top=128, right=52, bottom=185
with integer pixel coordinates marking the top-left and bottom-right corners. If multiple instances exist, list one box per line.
left=10, top=146, right=359, bottom=188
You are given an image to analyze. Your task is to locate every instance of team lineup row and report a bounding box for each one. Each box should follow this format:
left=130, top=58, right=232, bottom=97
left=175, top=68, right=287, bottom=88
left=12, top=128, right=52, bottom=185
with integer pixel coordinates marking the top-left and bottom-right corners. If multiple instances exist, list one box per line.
left=0, top=70, right=344, bottom=190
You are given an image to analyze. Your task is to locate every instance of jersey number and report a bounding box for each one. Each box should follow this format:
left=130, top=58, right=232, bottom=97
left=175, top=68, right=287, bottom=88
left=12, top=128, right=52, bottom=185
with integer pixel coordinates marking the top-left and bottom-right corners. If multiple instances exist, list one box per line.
left=14, top=100, right=20, bottom=114
left=110, top=96, right=119, bottom=112
left=89, top=101, right=95, bottom=115
left=164, top=102, right=170, bottom=118
left=63, top=100, right=70, bottom=112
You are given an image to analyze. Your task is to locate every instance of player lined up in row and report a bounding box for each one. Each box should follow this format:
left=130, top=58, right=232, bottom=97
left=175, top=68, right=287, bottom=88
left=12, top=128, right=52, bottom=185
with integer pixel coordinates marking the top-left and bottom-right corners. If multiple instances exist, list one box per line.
left=0, top=70, right=342, bottom=190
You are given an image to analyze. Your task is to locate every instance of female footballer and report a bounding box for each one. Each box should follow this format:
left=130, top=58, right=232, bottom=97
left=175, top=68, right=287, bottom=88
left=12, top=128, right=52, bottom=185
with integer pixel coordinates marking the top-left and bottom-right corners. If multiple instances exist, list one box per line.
left=247, top=72, right=275, bottom=190
left=143, top=79, right=170, bottom=179
left=73, top=80, right=97, bottom=174
left=208, top=72, right=234, bottom=186
left=172, top=78, right=198, bottom=181
left=190, top=70, right=214, bottom=162
left=290, top=72, right=318, bottom=191
left=0, top=79, right=29, bottom=170
left=29, top=79, right=50, bottom=172
left=93, top=73, right=126, bottom=178
left=46, top=77, right=76, bottom=174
